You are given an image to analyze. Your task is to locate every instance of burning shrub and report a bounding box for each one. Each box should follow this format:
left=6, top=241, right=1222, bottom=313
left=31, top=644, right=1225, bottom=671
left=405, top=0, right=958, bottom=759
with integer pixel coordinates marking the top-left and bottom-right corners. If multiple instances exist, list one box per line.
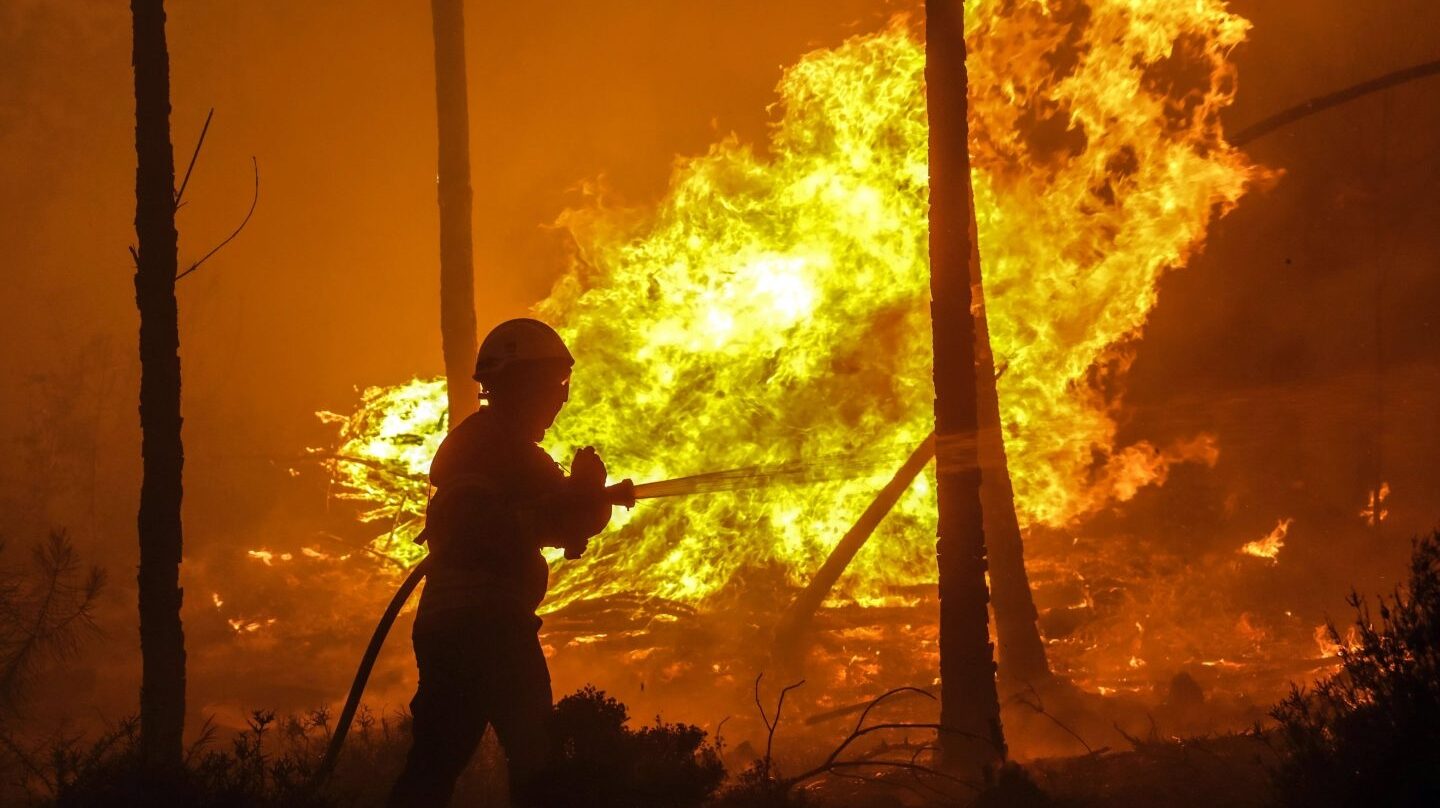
left=534, top=685, right=726, bottom=808
left=1271, top=530, right=1440, bottom=807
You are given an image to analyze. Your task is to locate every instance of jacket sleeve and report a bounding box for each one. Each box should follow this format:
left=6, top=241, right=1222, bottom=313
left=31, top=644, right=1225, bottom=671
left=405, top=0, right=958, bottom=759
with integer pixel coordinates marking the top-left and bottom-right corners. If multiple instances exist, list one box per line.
left=421, top=473, right=610, bottom=564
left=516, top=477, right=612, bottom=552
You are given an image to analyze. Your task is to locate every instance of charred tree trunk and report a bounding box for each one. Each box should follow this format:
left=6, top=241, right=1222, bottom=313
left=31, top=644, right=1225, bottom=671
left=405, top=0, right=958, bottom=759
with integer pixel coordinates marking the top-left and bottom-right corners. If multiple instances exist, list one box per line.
left=927, top=0, right=1006, bottom=771
left=969, top=199, right=1050, bottom=686
left=131, top=0, right=186, bottom=772
left=432, top=0, right=479, bottom=428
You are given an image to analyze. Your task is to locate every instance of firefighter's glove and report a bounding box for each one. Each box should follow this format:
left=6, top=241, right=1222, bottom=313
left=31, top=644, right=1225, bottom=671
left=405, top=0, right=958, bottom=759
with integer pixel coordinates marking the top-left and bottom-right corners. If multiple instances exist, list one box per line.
left=571, top=446, right=607, bottom=491
left=563, top=446, right=610, bottom=559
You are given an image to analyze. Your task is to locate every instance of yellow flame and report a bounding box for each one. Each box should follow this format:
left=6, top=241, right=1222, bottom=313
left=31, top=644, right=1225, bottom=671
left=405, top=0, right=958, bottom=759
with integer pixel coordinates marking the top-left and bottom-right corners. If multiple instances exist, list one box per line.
left=1239, top=518, right=1292, bottom=562
left=326, top=4, right=1257, bottom=609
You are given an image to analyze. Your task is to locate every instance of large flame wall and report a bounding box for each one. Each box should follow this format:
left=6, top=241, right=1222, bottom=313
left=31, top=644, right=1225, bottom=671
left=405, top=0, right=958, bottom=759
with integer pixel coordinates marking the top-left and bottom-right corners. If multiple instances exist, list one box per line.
left=327, top=1, right=1258, bottom=610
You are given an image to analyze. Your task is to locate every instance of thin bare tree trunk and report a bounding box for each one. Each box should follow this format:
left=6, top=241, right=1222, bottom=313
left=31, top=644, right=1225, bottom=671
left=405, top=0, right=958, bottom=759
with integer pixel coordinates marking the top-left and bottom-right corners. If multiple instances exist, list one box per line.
left=432, top=0, right=479, bottom=428
left=926, top=0, right=1005, bottom=772
left=131, top=0, right=186, bottom=772
left=968, top=199, right=1050, bottom=686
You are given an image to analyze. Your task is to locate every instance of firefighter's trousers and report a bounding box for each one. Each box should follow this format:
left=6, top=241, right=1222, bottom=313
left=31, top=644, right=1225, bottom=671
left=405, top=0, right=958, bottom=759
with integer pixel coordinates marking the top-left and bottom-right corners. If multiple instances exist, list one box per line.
left=387, top=610, right=552, bottom=807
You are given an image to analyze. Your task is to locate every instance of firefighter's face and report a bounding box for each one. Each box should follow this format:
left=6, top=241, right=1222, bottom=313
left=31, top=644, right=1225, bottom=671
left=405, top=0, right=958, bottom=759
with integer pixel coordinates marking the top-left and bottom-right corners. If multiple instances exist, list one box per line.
left=530, top=369, right=570, bottom=429
left=493, top=362, right=571, bottom=437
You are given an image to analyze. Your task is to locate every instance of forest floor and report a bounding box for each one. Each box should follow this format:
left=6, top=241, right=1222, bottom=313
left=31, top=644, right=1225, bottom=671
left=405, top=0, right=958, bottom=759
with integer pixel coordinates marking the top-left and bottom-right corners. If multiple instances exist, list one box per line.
left=1027, top=732, right=1274, bottom=808
left=793, top=732, right=1275, bottom=807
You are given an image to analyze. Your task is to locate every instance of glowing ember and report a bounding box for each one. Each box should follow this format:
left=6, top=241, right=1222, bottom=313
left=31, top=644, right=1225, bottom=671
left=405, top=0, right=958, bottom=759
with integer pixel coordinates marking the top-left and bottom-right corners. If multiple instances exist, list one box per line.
left=1360, top=481, right=1391, bottom=526
left=247, top=549, right=292, bottom=566
left=324, top=4, right=1259, bottom=610
left=1239, top=518, right=1292, bottom=562
left=1314, top=624, right=1361, bottom=660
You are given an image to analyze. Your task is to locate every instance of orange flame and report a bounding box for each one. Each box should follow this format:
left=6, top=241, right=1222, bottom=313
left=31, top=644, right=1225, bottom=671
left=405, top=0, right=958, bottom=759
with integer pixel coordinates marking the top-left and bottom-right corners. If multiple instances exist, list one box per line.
left=1239, top=518, right=1292, bottom=562
left=1360, top=481, right=1391, bottom=526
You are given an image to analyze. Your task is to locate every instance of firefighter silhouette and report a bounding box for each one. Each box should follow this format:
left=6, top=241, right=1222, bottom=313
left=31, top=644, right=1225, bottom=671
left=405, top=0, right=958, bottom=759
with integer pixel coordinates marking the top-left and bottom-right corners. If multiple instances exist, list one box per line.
left=388, top=319, right=614, bottom=807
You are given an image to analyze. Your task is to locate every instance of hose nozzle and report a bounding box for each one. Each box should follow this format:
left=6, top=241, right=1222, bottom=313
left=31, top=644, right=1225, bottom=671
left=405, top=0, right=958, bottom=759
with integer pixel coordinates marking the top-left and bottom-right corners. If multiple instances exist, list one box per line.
left=605, top=479, right=636, bottom=509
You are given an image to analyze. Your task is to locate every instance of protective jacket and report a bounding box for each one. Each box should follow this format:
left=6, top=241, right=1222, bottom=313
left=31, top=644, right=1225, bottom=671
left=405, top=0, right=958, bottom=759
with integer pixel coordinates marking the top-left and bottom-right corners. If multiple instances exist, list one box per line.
left=414, top=408, right=609, bottom=627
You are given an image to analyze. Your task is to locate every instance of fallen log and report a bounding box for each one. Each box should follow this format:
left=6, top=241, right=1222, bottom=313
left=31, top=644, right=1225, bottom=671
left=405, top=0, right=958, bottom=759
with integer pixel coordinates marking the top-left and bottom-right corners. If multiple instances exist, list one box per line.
left=771, top=433, right=936, bottom=670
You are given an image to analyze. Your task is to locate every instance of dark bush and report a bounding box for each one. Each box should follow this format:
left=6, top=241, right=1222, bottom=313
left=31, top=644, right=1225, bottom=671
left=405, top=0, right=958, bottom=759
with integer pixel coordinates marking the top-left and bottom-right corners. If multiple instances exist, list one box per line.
left=7, top=686, right=723, bottom=806
left=1271, top=530, right=1440, bottom=808
left=3, top=706, right=428, bottom=807
left=974, top=762, right=1062, bottom=808
left=28, top=710, right=336, bottom=808
left=534, top=685, right=725, bottom=808
left=706, top=759, right=804, bottom=808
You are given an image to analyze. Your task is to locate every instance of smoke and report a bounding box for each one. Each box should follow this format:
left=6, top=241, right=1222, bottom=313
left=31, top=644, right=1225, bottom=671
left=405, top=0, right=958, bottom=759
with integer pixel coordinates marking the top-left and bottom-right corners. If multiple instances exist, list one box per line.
left=1121, top=0, right=1440, bottom=590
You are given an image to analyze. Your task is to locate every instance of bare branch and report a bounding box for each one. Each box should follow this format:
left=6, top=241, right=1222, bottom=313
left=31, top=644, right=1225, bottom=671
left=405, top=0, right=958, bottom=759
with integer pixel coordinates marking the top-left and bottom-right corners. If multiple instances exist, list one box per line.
left=814, top=721, right=991, bottom=776
left=1113, top=721, right=1146, bottom=750
left=765, top=678, right=805, bottom=766
left=753, top=673, right=770, bottom=732
left=176, top=156, right=259, bottom=282
left=825, top=767, right=939, bottom=802
left=174, top=107, right=214, bottom=207
left=851, top=685, right=935, bottom=741
left=793, top=759, right=981, bottom=794
left=313, top=451, right=429, bottom=484
left=1010, top=683, right=1093, bottom=754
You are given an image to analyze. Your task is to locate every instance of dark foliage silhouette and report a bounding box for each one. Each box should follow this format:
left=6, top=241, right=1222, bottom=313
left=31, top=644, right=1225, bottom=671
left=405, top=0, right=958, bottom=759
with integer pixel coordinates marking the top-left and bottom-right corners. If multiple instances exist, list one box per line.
left=533, top=685, right=725, bottom=808
left=1272, top=530, right=1440, bottom=807
left=0, top=531, right=105, bottom=713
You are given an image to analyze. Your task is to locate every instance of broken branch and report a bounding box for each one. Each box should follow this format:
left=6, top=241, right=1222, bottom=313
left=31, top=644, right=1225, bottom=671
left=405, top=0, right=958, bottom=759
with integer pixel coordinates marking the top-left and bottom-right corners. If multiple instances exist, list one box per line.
left=176, top=155, right=259, bottom=281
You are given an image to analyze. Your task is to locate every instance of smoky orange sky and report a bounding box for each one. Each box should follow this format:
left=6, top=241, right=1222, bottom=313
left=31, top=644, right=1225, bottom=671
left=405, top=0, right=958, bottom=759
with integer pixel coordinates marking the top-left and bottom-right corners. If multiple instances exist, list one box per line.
left=2, top=0, right=1439, bottom=745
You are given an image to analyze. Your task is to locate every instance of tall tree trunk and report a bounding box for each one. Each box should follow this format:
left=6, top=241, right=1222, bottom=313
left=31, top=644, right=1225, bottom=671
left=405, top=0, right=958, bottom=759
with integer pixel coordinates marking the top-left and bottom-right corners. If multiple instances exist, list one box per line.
left=131, top=0, right=186, bottom=772
left=969, top=200, right=1050, bottom=686
left=431, top=0, right=479, bottom=429
left=926, top=0, right=1006, bottom=771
